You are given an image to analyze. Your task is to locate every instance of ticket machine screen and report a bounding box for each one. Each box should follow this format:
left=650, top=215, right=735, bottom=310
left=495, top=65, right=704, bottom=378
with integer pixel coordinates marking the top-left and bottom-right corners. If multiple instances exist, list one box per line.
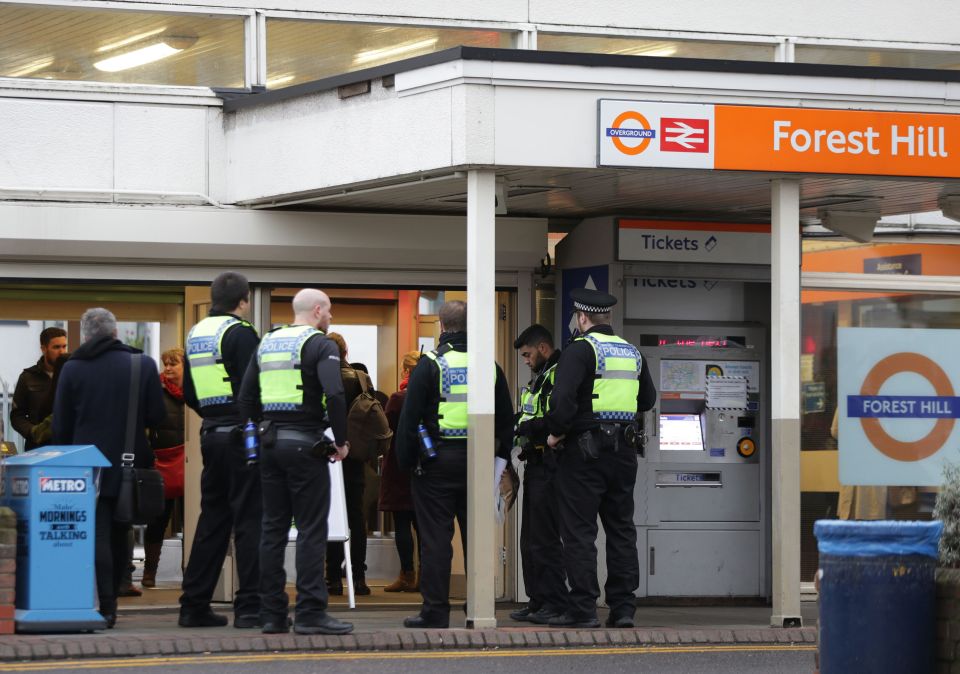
left=659, top=414, right=704, bottom=452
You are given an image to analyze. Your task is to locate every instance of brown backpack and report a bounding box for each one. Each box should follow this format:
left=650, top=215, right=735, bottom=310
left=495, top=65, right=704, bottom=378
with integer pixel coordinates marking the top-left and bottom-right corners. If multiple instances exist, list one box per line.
left=346, top=372, right=393, bottom=461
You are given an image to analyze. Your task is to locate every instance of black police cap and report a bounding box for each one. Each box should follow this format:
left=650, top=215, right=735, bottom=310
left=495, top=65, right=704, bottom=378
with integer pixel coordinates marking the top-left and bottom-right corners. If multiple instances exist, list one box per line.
left=571, top=288, right=617, bottom=313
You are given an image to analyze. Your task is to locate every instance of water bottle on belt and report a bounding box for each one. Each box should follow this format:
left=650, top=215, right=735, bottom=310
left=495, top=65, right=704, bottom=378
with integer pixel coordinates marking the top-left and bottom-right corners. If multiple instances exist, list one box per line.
left=243, top=419, right=260, bottom=466
left=417, top=424, right=438, bottom=463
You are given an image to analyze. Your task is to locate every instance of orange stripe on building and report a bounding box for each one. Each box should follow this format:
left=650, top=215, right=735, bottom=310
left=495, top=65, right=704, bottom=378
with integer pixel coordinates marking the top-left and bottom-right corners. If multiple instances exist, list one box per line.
left=619, top=219, right=771, bottom=234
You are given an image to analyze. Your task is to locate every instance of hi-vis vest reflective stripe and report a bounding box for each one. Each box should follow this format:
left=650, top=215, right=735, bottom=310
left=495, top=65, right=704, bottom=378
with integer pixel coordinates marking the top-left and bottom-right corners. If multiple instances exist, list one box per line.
left=257, top=325, right=323, bottom=412
left=186, top=315, right=253, bottom=408
left=424, top=348, right=469, bottom=438
left=577, top=332, right=642, bottom=422
left=517, top=361, right=558, bottom=425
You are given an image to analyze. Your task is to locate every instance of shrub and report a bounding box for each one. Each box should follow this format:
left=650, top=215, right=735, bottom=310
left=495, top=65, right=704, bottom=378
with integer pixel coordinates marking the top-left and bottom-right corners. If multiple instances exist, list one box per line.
left=934, top=462, right=960, bottom=567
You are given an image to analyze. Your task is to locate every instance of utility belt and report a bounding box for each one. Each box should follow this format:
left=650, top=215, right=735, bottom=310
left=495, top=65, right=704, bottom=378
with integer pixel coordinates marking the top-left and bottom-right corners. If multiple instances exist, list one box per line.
left=518, top=441, right=549, bottom=464
left=568, top=421, right=641, bottom=461
left=201, top=424, right=241, bottom=440
left=261, top=422, right=334, bottom=459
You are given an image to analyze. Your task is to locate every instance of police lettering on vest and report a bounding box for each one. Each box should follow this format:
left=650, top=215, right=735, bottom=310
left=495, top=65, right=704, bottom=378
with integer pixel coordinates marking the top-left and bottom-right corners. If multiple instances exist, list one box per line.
left=186, top=315, right=255, bottom=408
left=424, top=348, right=469, bottom=439
left=257, top=325, right=325, bottom=412
left=578, top=333, right=642, bottom=422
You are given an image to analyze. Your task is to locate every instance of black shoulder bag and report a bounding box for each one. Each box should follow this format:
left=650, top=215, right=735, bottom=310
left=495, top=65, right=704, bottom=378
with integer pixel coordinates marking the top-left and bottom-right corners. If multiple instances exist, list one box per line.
left=114, top=355, right=165, bottom=525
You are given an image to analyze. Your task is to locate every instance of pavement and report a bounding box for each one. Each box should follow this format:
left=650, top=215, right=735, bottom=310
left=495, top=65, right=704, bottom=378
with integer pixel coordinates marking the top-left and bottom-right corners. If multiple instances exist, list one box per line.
left=0, top=584, right=819, bottom=664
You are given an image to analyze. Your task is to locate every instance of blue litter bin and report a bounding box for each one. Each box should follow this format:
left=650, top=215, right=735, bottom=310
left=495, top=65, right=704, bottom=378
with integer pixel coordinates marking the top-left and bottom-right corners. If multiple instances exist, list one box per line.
left=1, top=445, right=111, bottom=633
left=815, top=520, right=943, bottom=674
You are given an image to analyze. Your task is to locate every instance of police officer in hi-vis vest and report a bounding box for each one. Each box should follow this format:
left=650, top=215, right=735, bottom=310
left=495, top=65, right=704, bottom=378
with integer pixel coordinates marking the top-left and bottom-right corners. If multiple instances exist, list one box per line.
left=238, top=288, right=353, bottom=636
left=179, top=272, right=262, bottom=628
left=544, top=288, right=656, bottom=629
left=511, top=324, right=567, bottom=625
left=395, top=300, right=514, bottom=629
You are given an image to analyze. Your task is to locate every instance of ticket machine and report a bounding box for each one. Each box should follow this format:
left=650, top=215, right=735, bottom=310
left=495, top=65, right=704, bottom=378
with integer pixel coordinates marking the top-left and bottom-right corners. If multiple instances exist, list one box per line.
left=627, top=324, right=768, bottom=598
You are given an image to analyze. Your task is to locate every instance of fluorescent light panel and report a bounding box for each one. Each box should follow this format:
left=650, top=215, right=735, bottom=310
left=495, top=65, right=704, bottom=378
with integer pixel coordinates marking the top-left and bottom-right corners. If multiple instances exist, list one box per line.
left=352, top=37, right=439, bottom=66
left=96, top=27, right=167, bottom=54
left=94, top=42, right=181, bottom=72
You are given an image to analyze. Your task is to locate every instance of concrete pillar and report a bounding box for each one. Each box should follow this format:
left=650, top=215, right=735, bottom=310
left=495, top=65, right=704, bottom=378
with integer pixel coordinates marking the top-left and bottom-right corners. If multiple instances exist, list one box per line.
left=770, top=178, right=803, bottom=628
left=465, top=169, right=497, bottom=628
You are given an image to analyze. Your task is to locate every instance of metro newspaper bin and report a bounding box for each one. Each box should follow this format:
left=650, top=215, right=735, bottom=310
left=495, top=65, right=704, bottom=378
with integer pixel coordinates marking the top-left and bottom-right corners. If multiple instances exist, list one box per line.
left=1, top=445, right=110, bottom=632
left=815, top=519, right=943, bottom=674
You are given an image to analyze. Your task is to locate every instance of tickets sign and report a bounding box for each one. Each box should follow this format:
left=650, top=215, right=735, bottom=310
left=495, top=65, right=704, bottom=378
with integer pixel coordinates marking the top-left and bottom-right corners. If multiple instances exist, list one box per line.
left=599, top=100, right=960, bottom=178
left=838, top=328, right=960, bottom=486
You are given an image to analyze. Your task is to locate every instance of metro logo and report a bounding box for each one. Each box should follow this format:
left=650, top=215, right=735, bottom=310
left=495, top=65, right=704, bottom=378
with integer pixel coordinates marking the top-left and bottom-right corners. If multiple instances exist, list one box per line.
left=660, top=118, right=710, bottom=153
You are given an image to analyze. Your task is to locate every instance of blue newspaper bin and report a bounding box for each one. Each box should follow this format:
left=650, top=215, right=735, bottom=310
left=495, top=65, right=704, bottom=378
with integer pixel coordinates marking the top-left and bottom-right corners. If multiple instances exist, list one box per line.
left=815, top=520, right=943, bottom=674
left=1, top=445, right=110, bottom=633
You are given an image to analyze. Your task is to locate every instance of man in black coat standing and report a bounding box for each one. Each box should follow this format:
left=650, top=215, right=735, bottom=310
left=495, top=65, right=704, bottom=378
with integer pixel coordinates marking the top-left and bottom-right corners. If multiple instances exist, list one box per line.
left=53, top=307, right=165, bottom=628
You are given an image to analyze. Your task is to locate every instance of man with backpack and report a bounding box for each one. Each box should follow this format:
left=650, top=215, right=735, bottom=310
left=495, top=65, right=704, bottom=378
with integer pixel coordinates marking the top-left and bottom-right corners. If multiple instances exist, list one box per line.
left=324, top=333, right=391, bottom=597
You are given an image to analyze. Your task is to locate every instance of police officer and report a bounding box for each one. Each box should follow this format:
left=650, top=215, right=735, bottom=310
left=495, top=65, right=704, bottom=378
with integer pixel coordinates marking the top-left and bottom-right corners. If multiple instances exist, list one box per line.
left=544, top=288, right=656, bottom=629
left=511, top=324, right=566, bottom=624
left=395, top=300, right=514, bottom=629
left=179, top=272, right=262, bottom=628
left=238, top=288, right=353, bottom=635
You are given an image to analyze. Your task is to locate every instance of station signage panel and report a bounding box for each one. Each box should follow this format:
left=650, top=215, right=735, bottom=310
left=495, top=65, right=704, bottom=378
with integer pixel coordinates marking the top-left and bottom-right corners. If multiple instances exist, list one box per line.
left=599, top=100, right=960, bottom=178
left=838, top=327, right=960, bottom=486
left=617, top=219, right=770, bottom=265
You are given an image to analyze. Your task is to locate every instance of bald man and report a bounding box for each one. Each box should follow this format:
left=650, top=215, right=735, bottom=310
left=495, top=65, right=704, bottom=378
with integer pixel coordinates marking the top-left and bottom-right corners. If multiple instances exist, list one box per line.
left=239, top=288, right=353, bottom=635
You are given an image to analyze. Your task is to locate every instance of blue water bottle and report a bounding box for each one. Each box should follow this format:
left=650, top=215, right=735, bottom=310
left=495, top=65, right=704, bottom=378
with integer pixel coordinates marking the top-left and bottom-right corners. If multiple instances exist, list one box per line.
left=244, top=419, right=260, bottom=466
left=417, top=423, right=438, bottom=463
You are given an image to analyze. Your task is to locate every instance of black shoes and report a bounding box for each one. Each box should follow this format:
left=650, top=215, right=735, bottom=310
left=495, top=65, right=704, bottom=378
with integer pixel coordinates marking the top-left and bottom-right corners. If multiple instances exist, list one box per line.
left=99, top=611, right=116, bottom=629
left=262, top=617, right=292, bottom=634
left=327, top=582, right=344, bottom=596
left=529, top=608, right=563, bottom=625
left=403, top=615, right=449, bottom=629
left=547, top=612, right=601, bottom=628
left=294, top=614, right=354, bottom=635
left=178, top=608, right=229, bottom=628
left=234, top=614, right=261, bottom=629
left=354, top=579, right=371, bottom=596
left=509, top=606, right=535, bottom=622
left=605, top=614, right=635, bottom=628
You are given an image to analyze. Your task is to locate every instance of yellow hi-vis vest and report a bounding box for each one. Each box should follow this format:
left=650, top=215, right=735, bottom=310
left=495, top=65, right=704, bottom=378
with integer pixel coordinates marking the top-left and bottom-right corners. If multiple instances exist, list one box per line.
left=577, top=332, right=642, bottom=422
left=517, top=361, right=558, bottom=425
left=424, top=347, right=469, bottom=439
left=186, top=315, right=255, bottom=408
left=257, top=324, right=323, bottom=412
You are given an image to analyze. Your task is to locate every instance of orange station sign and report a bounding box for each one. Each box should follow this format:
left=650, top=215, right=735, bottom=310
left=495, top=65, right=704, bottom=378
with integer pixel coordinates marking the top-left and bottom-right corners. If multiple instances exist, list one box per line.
left=598, top=100, right=960, bottom=179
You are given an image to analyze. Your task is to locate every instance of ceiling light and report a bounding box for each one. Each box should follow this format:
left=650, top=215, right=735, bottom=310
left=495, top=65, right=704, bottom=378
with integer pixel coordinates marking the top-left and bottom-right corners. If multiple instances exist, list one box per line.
left=94, top=36, right=196, bottom=73
left=96, top=27, right=167, bottom=54
left=352, top=38, right=439, bottom=66
left=6, top=57, right=54, bottom=78
left=818, top=207, right=881, bottom=243
left=267, top=74, right=296, bottom=88
left=938, top=194, right=960, bottom=223
left=614, top=44, right=678, bottom=57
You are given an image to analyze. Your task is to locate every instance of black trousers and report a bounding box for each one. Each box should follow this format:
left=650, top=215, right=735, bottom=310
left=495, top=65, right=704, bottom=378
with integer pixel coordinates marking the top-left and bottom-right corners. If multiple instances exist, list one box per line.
left=392, top=510, right=418, bottom=572
left=520, top=452, right=567, bottom=613
left=556, top=440, right=640, bottom=620
left=94, top=497, right=130, bottom=615
left=144, top=498, right=177, bottom=545
left=180, top=429, right=262, bottom=617
left=326, top=458, right=367, bottom=582
left=411, top=443, right=467, bottom=624
left=259, top=438, right=331, bottom=623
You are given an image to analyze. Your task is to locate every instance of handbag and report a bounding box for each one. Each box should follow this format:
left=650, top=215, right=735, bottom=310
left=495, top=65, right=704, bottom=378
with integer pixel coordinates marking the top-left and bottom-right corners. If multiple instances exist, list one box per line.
left=114, top=355, right=166, bottom=525
left=153, top=444, right=184, bottom=499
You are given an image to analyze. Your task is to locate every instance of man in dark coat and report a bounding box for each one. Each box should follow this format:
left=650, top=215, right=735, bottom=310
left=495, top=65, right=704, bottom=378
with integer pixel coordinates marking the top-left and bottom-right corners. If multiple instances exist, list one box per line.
left=11, top=326, right=68, bottom=450
left=53, top=308, right=165, bottom=627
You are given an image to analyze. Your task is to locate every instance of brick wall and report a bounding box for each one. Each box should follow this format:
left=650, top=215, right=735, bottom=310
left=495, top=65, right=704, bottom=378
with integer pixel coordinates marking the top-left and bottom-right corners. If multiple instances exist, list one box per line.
left=0, top=507, right=16, bottom=635
left=937, top=568, right=960, bottom=672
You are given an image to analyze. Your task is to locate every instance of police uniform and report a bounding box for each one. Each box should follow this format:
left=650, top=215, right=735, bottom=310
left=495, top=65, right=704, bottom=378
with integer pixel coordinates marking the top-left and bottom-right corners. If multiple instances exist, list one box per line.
left=512, top=348, right=567, bottom=623
left=394, top=330, right=514, bottom=628
left=237, top=324, right=353, bottom=635
left=544, top=289, right=656, bottom=629
left=180, top=312, right=262, bottom=627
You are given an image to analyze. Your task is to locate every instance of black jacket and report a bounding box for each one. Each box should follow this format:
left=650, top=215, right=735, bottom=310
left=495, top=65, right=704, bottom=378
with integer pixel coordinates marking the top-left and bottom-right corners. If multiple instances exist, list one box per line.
left=53, top=336, right=165, bottom=499
left=545, top=325, right=656, bottom=437
left=514, top=348, right=562, bottom=443
left=150, top=383, right=185, bottom=451
left=11, top=358, right=52, bottom=450
left=182, top=312, right=260, bottom=428
left=238, top=329, right=348, bottom=445
left=395, top=331, right=514, bottom=470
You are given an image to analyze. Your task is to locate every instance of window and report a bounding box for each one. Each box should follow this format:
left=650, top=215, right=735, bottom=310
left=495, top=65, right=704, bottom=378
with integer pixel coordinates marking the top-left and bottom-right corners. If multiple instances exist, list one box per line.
left=0, top=3, right=245, bottom=87
left=266, top=20, right=513, bottom=89
left=796, top=45, right=960, bottom=70
left=537, top=34, right=776, bottom=62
